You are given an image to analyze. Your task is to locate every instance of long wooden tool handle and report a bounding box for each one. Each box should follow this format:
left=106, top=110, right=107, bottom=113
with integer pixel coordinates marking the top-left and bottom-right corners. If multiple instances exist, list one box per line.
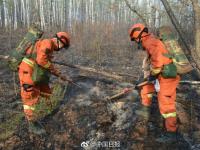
left=107, top=88, right=132, bottom=100
left=136, top=81, right=149, bottom=87
left=108, top=91, right=126, bottom=100
left=107, top=81, right=150, bottom=101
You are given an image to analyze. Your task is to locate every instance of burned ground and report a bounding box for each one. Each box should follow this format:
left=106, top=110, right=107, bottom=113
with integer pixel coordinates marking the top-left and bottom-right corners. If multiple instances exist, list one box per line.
left=0, top=30, right=200, bottom=150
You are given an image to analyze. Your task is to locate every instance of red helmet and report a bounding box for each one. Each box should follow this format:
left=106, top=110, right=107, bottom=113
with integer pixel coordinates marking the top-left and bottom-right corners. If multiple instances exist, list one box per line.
left=129, top=23, right=148, bottom=41
left=55, top=32, right=70, bottom=48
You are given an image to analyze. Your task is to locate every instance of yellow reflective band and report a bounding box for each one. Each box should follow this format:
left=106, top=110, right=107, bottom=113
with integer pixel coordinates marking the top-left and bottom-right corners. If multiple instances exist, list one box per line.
left=43, top=61, right=51, bottom=69
left=147, top=94, right=153, bottom=98
left=162, top=112, right=176, bottom=118
left=151, top=68, right=162, bottom=75
left=23, top=105, right=35, bottom=111
left=172, top=58, right=187, bottom=66
left=22, top=58, right=34, bottom=68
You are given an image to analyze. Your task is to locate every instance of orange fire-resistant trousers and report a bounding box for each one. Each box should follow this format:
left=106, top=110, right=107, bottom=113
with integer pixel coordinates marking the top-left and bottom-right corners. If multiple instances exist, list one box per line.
left=140, top=75, right=180, bottom=132
left=18, top=60, right=51, bottom=121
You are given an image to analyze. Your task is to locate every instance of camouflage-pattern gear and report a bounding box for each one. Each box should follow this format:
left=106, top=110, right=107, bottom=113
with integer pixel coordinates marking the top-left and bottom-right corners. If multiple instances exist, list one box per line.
left=159, top=26, right=193, bottom=74
left=8, top=25, right=43, bottom=71
left=32, top=82, right=67, bottom=121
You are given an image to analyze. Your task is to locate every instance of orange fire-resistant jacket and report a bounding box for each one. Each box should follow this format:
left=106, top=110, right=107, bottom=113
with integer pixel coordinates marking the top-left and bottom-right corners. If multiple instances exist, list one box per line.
left=26, top=39, right=55, bottom=70
left=142, top=34, right=172, bottom=76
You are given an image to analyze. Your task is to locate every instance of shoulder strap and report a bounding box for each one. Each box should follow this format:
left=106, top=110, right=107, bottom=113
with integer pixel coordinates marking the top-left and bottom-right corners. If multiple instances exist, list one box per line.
left=25, top=42, right=37, bottom=59
left=163, top=53, right=174, bottom=59
left=31, top=43, right=37, bottom=59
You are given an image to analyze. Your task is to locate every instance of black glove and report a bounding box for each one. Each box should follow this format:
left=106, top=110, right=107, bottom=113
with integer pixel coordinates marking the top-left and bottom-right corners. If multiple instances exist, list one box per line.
left=22, top=84, right=33, bottom=92
left=135, top=76, right=148, bottom=90
left=135, top=74, right=145, bottom=85
left=147, top=75, right=157, bottom=82
left=135, top=84, right=140, bottom=90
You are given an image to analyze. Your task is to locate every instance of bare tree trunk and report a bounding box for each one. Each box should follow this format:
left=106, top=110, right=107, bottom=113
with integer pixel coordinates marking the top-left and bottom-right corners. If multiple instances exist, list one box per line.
left=13, top=0, right=17, bottom=29
left=191, top=0, right=200, bottom=59
left=53, top=61, right=124, bottom=81
left=1, top=0, right=5, bottom=28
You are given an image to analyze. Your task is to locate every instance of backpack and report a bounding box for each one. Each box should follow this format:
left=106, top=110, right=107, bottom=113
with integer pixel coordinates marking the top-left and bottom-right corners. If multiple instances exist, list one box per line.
left=159, top=26, right=193, bottom=75
left=8, top=25, right=43, bottom=71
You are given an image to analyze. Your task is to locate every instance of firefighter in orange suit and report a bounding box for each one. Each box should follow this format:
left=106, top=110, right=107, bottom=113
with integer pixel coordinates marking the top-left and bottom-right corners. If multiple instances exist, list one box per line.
left=129, top=23, right=180, bottom=143
left=18, top=32, right=70, bottom=134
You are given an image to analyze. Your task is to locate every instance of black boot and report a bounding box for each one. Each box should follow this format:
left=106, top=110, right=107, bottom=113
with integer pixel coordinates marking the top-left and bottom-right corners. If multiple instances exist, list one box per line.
left=156, top=132, right=177, bottom=143
left=135, top=105, right=150, bottom=120
left=28, top=121, right=46, bottom=135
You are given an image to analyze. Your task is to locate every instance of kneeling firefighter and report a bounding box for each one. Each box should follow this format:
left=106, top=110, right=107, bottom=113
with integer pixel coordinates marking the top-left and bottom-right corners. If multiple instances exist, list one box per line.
left=129, top=23, right=181, bottom=143
left=18, top=31, right=70, bottom=135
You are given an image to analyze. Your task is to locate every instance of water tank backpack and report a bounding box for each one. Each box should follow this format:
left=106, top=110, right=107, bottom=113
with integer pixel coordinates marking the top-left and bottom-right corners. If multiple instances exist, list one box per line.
left=159, top=26, right=193, bottom=75
left=8, top=25, right=43, bottom=71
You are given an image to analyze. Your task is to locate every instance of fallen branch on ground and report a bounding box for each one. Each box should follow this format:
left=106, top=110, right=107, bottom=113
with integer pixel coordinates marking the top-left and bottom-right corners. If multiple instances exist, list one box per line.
left=53, top=61, right=127, bottom=81
left=0, top=55, right=10, bottom=60
left=180, top=80, right=200, bottom=84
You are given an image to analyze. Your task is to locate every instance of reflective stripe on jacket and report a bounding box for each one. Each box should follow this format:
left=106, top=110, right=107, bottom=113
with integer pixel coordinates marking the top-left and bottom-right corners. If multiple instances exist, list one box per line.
left=23, top=105, right=35, bottom=111
left=162, top=112, right=176, bottom=119
left=22, top=58, right=34, bottom=68
left=142, top=34, right=172, bottom=75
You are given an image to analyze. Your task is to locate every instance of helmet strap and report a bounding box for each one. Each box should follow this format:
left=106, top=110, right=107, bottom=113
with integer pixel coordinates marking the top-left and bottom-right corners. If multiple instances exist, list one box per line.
left=56, top=37, right=60, bottom=51
left=54, top=34, right=69, bottom=51
left=136, top=28, right=150, bottom=50
left=137, top=27, right=148, bottom=42
left=141, top=33, right=151, bottom=39
left=55, top=34, right=69, bottom=48
left=137, top=39, right=143, bottom=50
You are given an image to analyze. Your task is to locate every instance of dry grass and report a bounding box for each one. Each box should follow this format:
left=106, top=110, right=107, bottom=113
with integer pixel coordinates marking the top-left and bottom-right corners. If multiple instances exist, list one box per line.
left=34, top=82, right=67, bottom=121
left=0, top=113, right=24, bottom=141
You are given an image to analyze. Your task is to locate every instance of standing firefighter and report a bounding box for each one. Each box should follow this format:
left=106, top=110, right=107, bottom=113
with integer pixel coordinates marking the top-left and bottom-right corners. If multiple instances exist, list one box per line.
left=18, top=30, right=70, bottom=135
left=129, top=23, right=181, bottom=143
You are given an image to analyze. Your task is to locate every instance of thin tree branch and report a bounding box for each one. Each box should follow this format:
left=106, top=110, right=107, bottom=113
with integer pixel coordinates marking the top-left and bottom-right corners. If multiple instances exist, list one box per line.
left=180, top=80, right=200, bottom=84
left=123, top=0, right=147, bottom=25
